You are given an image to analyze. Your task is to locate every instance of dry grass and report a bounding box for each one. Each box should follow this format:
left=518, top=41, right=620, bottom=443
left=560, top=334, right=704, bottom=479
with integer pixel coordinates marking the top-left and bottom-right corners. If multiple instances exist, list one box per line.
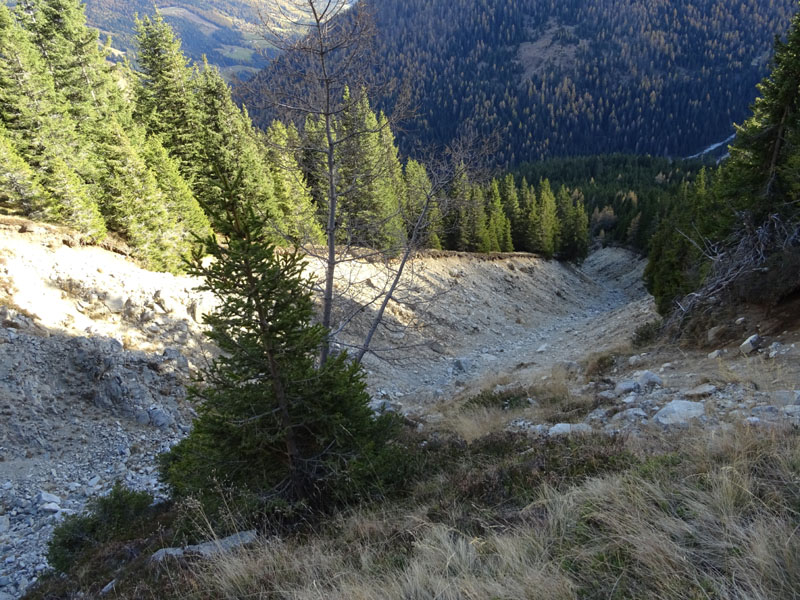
left=170, top=425, right=800, bottom=600
left=446, top=367, right=595, bottom=441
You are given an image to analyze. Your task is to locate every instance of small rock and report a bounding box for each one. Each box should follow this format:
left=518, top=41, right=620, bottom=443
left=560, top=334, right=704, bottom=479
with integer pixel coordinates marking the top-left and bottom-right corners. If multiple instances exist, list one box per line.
left=654, top=400, right=705, bottom=425
left=612, top=407, right=647, bottom=422
left=636, top=370, right=662, bottom=389
left=739, top=334, right=763, bottom=355
left=614, top=380, right=640, bottom=396
left=735, top=317, right=746, bottom=326
left=100, top=580, right=117, bottom=595
left=627, top=355, right=645, bottom=367
left=536, top=344, right=548, bottom=353
left=40, top=502, right=60, bottom=513
left=685, top=384, right=717, bottom=399
left=707, top=325, right=726, bottom=343
left=770, top=391, right=800, bottom=407
left=0, top=514, right=9, bottom=534
left=707, top=350, right=723, bottom=359
left=622, top=394, right=637, bottom=405
left=548, top=423, right=572, bottom=436
left=37, top=491, right=60, bottom=505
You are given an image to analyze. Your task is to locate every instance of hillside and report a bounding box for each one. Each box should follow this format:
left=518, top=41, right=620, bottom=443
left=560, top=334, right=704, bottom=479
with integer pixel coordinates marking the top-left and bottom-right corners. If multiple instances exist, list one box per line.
left=3, top=217, right=800, bottom=598
left=241, top=0, right=797, bottom=164
left=83, top=0, right=278, bottom=80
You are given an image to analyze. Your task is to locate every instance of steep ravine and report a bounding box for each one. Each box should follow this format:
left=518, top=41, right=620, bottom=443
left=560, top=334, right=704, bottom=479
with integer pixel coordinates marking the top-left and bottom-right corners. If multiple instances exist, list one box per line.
left=6, top=217, right=797, bottom=599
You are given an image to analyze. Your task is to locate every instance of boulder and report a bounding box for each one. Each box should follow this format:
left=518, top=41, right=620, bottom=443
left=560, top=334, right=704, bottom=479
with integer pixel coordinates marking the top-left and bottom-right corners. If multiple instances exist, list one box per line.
left=37, top=491, right=60, bottom=505
left=654, top=400, right=705, bottom=425
left=148, top=407, right=174, bottom=429
left=151, top=530, right=258, bottom=564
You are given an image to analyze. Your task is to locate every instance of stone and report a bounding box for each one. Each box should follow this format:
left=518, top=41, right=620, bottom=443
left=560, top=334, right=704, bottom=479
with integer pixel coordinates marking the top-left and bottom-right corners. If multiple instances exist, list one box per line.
left=739, top=334, right=763, bottom=355
left=548, top=423, right=573, bottom=436
left=452, top=358, right=471, bottom=374
left=153, top=530, right=258, bottom=563
left=685, top=384, right=717, bottom=399
left=597, top=390, right=616, bottom=403
left=151, top=547, right=185, bottom=563
left=654, top=400, right=705, bottom=425
left=612, top=407, right=647, bottom=422
left=570, top=423, right=592, bottom=434
left=0, top=514, right=9, bottom=534
left=770, top=390, right=799, bottom=407
left=536, top=344, right=548, bottom=353
left=147, top=407, right=174, bottom=429
left=39, top=503, right=60, bottom=513
left=707, top=325, right=726, bottom=343
left=735, top=317, right=746, bottom=326
left=614, top=380, right=640, bottom=396
left=622, top=394, right=637, bottom=404
left=100, top=580, right=117, bottom=595
left=707, top=350, right=723, bottom=359
left=627, top=355, right=645, bottom=367
left=636, top=370, right=662, bottom=389
left=36, top=492, right=60, bottom=505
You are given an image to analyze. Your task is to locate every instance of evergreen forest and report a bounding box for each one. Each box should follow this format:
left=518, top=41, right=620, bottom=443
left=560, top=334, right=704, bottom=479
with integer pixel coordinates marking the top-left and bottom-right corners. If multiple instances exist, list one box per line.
left=0, top=1, right=590, bottom=273
left=242, top=0, right=797, bottom=165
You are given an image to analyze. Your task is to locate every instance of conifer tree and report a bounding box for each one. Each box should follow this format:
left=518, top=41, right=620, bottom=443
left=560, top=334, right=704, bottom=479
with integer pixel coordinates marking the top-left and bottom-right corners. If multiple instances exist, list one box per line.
left=135, top=12, right=203, bottom=181
left=465, top=186, right=492, bottom=253
left=404, top=159, right=442, bottom=249
left=336, top=89, right=405, bottom=249
left=141, top=133, right=212, bottom=243
left=265, top=120, right=324, bottom=244
left=193, top=63, right=280, bottom=231
left=160, top=167, right=396, bottom=508
left=20, top=0, right=120, bottom=125
left=534, top=179, right=558, bottom=258
left=500, top=173, right=524, bottom=249
left=486, top=180, right=511, bottom=252
left=722, top=8, right=800, bottom=222
left=95, top=121, right=182, bottom=271
left=0, top=127, right=49, bottom=215
left=0, top=4, right=105, bottom=237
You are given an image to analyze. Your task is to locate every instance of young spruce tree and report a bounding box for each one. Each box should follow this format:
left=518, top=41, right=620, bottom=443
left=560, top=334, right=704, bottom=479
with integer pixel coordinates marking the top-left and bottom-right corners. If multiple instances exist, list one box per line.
left=160, top=168, right=398, bottom=514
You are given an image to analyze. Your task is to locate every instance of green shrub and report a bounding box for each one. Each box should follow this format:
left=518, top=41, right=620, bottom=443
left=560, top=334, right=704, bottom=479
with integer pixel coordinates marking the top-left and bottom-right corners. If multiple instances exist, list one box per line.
left=631, top=319, right=662, bottom=347
left=47, top=483, right=154, bottom=573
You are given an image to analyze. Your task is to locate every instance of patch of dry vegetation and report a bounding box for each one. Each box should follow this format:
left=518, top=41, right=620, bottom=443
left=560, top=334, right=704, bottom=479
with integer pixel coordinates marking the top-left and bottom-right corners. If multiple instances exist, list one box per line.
left=28, top=424, right=800, bottom=600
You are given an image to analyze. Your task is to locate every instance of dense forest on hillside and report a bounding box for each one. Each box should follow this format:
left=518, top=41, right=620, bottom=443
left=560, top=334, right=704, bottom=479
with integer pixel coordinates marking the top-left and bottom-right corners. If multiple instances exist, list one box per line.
left=242, top=0, right=796, bottom=165
left=515, top=154, right=707, bottom=251
left=1, top=1, right=588, bottom=276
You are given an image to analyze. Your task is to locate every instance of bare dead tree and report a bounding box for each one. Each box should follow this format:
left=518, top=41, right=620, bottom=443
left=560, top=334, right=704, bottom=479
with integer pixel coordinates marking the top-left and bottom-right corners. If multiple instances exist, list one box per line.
left=246, top=1, right=490, bottom=366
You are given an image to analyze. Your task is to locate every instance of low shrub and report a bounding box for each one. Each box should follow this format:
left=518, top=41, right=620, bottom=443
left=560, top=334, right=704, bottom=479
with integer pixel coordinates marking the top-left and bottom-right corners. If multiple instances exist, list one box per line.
left=47, top=483, right=155, bottom=573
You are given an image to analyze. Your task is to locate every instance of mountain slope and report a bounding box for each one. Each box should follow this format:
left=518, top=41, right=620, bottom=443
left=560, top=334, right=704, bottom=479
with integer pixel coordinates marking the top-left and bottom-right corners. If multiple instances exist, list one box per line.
left=241, top=0, right=797, bottom=165
left=84, top=0, right=275, bottom=79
